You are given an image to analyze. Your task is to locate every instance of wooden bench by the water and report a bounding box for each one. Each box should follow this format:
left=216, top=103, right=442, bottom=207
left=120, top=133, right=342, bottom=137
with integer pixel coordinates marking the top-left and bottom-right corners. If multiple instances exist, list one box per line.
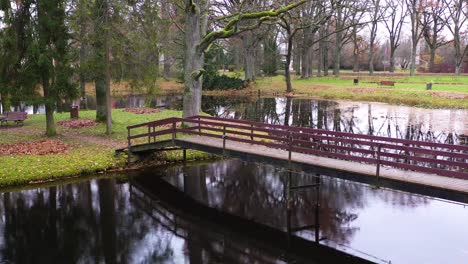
left=378, top=81, right=395, bottom=87
left=0, top=111, right=27, bottom=126
left=120, top=116, right=468, bottom=203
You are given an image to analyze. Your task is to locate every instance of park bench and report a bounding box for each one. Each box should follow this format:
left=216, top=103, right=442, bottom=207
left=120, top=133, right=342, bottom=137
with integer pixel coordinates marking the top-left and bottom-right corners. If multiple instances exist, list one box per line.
left=378, top=81, right=395, bottom=87
left=0, top=111, right=28, bottom=126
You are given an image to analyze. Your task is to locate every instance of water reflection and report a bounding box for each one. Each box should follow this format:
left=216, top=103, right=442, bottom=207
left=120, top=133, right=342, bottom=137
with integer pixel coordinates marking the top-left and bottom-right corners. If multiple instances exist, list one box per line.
left=0, top=179, right=188, bottom=263
left=153, top=159, right=468, bottom=264
left=202, top=97, right=467, bottom=145
left=0, top=176, right=332, bottom=264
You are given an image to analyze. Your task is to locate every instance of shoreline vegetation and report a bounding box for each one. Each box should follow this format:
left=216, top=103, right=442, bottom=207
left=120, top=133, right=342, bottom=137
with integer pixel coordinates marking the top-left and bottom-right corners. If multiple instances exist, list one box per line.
left=1, top=72, right=467, bottom=190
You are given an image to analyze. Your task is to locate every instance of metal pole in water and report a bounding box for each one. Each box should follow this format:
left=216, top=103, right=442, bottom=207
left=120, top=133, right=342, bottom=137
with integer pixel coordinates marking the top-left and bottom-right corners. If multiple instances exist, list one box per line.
left=286, top=170, right=292, bottom=248
left=315, top=173, right=321, bottom=243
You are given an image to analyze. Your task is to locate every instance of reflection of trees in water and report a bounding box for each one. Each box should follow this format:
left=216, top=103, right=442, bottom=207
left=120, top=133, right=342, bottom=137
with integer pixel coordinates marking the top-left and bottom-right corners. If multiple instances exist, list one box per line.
left=166, top=161, right=429, bottom=246
left=0, top=180, right=175, bottom=263
left=206, top=97, right=462, bottom=145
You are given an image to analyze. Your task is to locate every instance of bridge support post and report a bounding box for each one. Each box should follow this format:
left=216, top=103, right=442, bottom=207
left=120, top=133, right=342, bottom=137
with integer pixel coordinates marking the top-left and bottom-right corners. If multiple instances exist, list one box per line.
left=376, top=144, right=382, bottom=177
left=250, top=124, right=254, bottom=141
left=222, top=125, right=227, bottom=157
left=127, top=128, right=132, bottom=166
left=288, top=132, right=293, bottom=164
left=183, top=148, right=187, bottom=164
left=172, top=120, right=177, bottom=143
left=375, top=144, right=382, bottom=187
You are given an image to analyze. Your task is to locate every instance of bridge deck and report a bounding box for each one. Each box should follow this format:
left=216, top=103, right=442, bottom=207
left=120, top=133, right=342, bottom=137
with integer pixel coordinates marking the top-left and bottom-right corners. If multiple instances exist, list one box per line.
left=124, top=115, right=468, bottom=202
left=173, top=136, right=468, bottom=196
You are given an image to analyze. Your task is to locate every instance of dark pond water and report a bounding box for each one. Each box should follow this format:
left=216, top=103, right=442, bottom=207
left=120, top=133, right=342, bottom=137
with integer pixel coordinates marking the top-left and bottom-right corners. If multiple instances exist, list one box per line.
left=8, top=94, right=467, bottom=144
left=1, top=161, right=468, bottom=263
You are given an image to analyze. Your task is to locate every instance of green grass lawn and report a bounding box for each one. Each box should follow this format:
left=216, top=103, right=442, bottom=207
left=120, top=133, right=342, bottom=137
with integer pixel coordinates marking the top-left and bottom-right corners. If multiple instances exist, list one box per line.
left=255, top=75, right=468, bottom=108
left=0, top=140, right=121, bottom=186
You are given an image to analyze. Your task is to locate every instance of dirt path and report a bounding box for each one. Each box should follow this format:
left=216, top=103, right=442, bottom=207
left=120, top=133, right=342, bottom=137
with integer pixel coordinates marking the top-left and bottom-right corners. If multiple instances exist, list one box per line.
left=6, top=127, right=125, bottom=148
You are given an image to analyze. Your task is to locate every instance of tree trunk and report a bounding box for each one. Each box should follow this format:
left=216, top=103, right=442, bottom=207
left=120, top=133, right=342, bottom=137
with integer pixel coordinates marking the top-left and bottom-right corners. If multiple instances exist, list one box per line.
left=369, top=46, right=375, bottom=75
left=243, top=35, right=257, bottom=81
left=368, top=0, right=379, bottom=76
left=161, top=0, right=172, bottom=80
left=308, top=34, right=314, bottom=77
left=410, top=41, right=417, bottom=76
left=301, top=48, right=309, bottom=78
left=333, top=8, right=342, bottom=76
left=323, top=44, right=329, bottom=76
left=285, top=29, right=293, bottom=93
left=43, top=80, right=56, bottom=137
left=389, top=45, right=396, bottom=72
left=455, top=64, right=461, bottom=75
left=79, top=16, right=88, bottom=109
left=94, top=0, right=108, bottom=122
left=352, top=27, right=359, bottom=72
left=105, top=5, right=112, bottom=135
left=429, top=48, right=436, bottom=72
left=182, top=0, right=208, bottom=118
left=301, top=32, right=314, bottom=79
left=333, top=35, right=341, bottom=76
left=317, top=29, right=325, bottom=77
left=95, top=76, right=107, bottom=122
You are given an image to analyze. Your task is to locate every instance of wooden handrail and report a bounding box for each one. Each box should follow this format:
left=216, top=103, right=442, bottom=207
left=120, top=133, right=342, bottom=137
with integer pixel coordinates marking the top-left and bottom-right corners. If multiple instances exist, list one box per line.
left=127, top=116, right=468, bottom=179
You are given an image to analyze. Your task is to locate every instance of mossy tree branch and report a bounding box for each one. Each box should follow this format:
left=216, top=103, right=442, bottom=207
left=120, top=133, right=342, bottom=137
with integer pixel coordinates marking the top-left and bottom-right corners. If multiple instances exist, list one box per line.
left=197, top=0, right=306, bottom=53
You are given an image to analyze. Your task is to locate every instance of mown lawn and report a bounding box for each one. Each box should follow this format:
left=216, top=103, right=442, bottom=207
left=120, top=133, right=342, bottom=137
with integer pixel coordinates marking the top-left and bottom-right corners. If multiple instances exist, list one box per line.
left=254, top=75, right=468, bottom=108
left=0, top=140, right=121, bottom=186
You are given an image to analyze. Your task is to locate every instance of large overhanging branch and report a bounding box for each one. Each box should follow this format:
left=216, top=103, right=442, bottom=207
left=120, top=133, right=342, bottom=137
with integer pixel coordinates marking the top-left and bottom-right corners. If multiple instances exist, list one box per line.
left=197, top=0, right=306, bottom=53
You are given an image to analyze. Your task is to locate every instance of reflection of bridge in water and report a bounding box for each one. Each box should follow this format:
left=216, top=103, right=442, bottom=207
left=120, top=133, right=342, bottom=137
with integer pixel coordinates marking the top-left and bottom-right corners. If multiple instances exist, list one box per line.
left=130, top=173, right=377, bottom=263
left=120, top=115, right=468, bottom=203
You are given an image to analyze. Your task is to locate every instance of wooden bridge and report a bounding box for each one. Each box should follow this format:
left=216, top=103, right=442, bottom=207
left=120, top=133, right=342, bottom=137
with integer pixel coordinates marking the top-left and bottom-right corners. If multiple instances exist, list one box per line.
left=121, top=115, right=468, bottom=202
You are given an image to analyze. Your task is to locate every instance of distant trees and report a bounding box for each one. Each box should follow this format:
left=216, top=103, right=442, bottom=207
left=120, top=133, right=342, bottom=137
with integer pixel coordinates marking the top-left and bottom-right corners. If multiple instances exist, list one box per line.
left=443, top=0, right=468, bottom=75
left=1, top=0, right=468, bottom=129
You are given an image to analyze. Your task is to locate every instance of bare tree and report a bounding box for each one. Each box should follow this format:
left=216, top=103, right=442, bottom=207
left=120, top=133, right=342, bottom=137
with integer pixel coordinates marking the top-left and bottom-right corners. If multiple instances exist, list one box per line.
left=332, top=0, right=367, bottom=76
left=421, top=0, right=450, bottom=72
left=406, top=0, right=427, bottom=76
left=381, top=0, right=407, bottom=72
left=443, top=0, right=468, bottom=75
left=368, top=0, right=381, bottom=75
left=298, top=0, right=332, bottom=78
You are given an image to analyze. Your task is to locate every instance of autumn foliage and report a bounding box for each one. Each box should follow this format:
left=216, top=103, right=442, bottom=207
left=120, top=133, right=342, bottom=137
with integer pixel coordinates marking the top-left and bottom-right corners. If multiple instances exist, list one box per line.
left=0, top=139, right=69, bottom=156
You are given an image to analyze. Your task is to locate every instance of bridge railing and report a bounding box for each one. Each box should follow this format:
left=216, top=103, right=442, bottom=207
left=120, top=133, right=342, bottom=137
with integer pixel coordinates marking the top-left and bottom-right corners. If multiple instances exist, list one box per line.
left=127, top=115, right=468, bottom=179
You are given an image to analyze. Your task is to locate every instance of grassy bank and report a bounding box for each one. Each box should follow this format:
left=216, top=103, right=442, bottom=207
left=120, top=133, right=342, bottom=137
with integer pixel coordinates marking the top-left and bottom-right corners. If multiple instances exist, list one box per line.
left=0, top=138, right=121, bottom=186
left=0, top=109, right=213, bottom=188
left=254, top=75, right=468, bottom=108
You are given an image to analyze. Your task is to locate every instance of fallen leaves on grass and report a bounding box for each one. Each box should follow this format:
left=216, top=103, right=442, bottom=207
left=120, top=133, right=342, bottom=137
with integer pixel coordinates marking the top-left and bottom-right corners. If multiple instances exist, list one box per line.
left=124, top=108, right=161, bottom=114
left=58, top=119, right=98, bottom=129
left=350, top=88, right=377, bottom=94
left=430, top=92, right=468, bottom=100
left=0, top=139, right=69, bottom=156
